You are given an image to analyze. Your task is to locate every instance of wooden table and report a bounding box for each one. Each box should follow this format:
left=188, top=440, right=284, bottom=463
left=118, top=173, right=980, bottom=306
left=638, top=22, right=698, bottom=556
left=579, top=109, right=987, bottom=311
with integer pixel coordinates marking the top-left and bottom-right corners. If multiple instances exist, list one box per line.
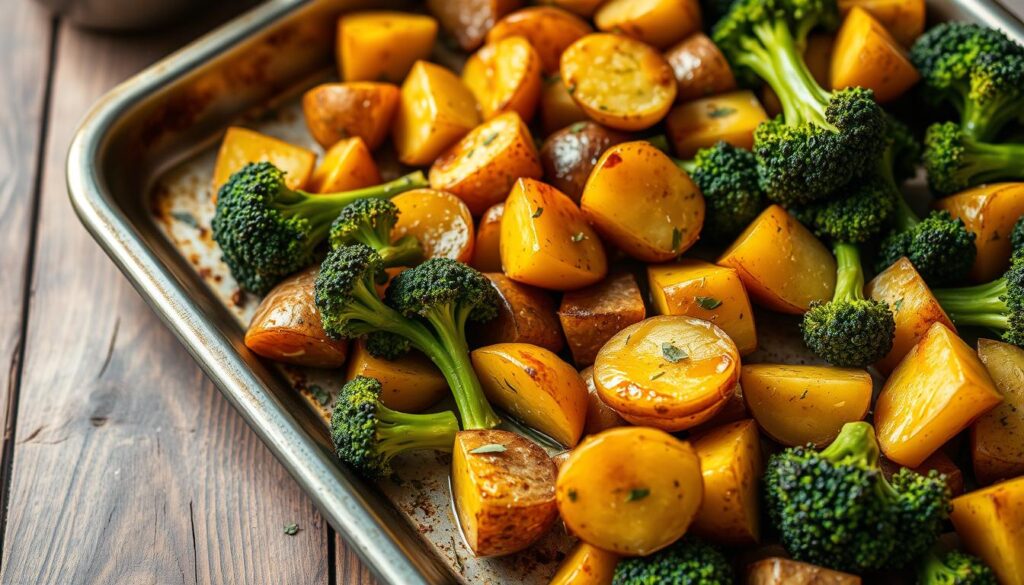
left=0, top=3, right=375, bottom=583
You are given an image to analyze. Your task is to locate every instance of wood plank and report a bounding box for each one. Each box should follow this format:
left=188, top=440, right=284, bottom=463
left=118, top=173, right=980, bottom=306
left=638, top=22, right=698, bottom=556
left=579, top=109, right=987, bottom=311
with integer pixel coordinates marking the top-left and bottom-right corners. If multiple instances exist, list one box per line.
left=336, top=534, right=379, bottom=585
left=0, top=17, right=332, bottom=585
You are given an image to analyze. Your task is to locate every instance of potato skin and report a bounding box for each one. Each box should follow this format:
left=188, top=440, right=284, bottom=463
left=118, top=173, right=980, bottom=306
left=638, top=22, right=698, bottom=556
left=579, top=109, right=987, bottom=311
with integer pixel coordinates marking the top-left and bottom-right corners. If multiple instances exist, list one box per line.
left=666, top=89, right=768, bottom=158
left=486, top=7, right=593, bottom=74
left=548, top=541, right=620, bottom=585
left=748, top=557, right=862, bottom=585
left=664, top=33, right=737, bottom=102
left=301, top=82, right=400, bottom=150
left=539, top=122, right=628, bottom=202
left=838, top=0, right=925, bottom=47
left=973, top=339, right=1024, bottom=485
left=471, top=273, right=564, bottom=352
left=579, top=366, right=628, bottom=435
left=426, top=0, right=521, bottom=51
left=471, top=203, right=504, bottom=273
left=830, top=7, right=919, bottom=103
left=935, top=182, right=1024, bottom=282
left=595, top=0, right=702, bottom=49
left=345, top=341, right=447, bottom=413
left=391, top=189, right=475, bottom=263
left=452, top=429, right=558, bottom=557
left=558, top=272, right=647, bottom=367
left=462, top=36, right=543, bottom=121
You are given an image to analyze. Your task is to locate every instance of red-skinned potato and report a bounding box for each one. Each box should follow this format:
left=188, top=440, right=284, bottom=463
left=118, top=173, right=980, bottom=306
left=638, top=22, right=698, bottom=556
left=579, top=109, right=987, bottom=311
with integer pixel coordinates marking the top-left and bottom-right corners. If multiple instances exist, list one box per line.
left=471, top=273, right=564, bottom=352
left=539, top=121, right=629, bottom=202
left=471, top=203, right=504, bottom=273
left=301, top=82, right=400, bottom=150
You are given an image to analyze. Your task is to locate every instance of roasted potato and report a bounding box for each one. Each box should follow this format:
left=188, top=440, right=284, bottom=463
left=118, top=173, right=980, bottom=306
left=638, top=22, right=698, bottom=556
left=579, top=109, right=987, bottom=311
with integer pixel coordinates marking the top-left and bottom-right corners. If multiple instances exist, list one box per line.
left=211, top=127, right=315, bottom=201
left=500, top=178, right=607, bottom=290
left=544, top=0, right=605, bottom=18
left=718, top=205, right=837, bottom=314
left=741, top=364, right=873, bottom=447
left=539, top=121, right=628, bottom=202
left=666, top=89, right=768, bottom=158
left=664, top=33, right=737, bottom=102
left=540, top=77, right=589, bottom=135
left=973, top=338, right=1024, bottom=485
left=470, top=203, right=504, bottom=273
left=838, top=0, right=925, bottom=47
left=593, top=316, right=741, bottom=431
left=934, top=182, right=1024, bottom=282
left=648, top=260, right=758, bottom=356
left=345, top=341, right=448, bottom=413
left=831, top=7, right=919, bottom=103
left=307, top=137, right=381, bottom=193
left=950, top=477, right=1024, bottom=585
left=336, top=12, right=437, bottom=83
left=548, top=541, right=620, bottom=585
left=560, top=33, right=677, bottom=131
left=244, top=267, right=348, bottom=368
left=463, top=36, right=543, bottom=121
left=486, top=7, right=593, bottom=74
left=579, top=366, right=628, bottom=435
left=392, top=61, right=480, bottom=166
left=875, top=322, right=1003, bottom=467
left=429, top=112, right=543, bottom=215
left=301, top=82, right=400, bottom=150
left=472, top=343, right=588, bottom=446
left=471, top=273, right=564, bottom=352
left=391, top=188, right=475, bottom=263
left=452, top=429, right=559, bottom=557
left=595, top=0, right=702, bottom=49
left=426, top=0, right=520, bottom=51
left=748, top=557, right=862, bottom=585
left=690, top=419, right=762, bottom=545
left=582, top=141, right=705, bottom=262
left=558, top=272, right=647, bottom=367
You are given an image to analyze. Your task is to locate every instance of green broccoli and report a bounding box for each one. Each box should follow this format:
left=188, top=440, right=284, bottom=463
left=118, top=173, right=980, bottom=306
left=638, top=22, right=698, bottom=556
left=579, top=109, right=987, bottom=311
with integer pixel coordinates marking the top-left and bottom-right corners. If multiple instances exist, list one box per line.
left=923, top=122, right=1024, bottom=196
left=211, top=161, right=426, bottom=294
left=612, top=537, right=733, bottom=585
left=765, top=422, right=950, bottom=573
left=802, top=242, right=895, bottom=367
left=675, top=141, right=766, bottom=241
left=931, top=249, right=1024, bottom=346
left=918, top=548, right=998, bottom=585
left=315, top=244, right=500, bottom=429
left=792, top=174, right=894, bottom=244
left=330, top=375, right=459, bottom=478
left=328, top=198, right=422, bottom=267
left=713, top=0, right=887, bottom=206
left=1012, top=215, right=1024, bottom=254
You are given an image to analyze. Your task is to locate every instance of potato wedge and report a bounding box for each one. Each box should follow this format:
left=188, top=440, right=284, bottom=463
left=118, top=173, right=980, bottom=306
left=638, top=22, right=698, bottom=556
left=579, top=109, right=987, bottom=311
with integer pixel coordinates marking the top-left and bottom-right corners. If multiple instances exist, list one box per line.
left=244, top=267, right=348, bottom=368
left=539, top=121, right=628, bottom=202
left=595, top=0, right=702, bottom=49
left=664, top=33, right=737, bottom=102
left=392, top=61, right=481, bottom=166
left=345, top=341, right=448, bottom=413
left=301, top=82, right=400, bottom=150
left=540, top=77, right=589, bottom=135
left=487, top=7, right=593, bottom=75
left=740, top=364, right=872, bottom=447
left=463, top=36, right=543, bottom=121
left=648, top=260, right=758, bottom=356
left=307, top=137, right=381, bottom=193
left=934, top=183, right=1024, bottom=282
left=973, top=338, right=1024, bottom=485
left=549, top=541, right=620, bottom=585
left=471, top=273, right=564, bottom=353
left=581, top=141, right=705, bottom=262
left=211, top=127, right=315, bottom=201
left=426, top=0, right=520, bottom=51
left=391, top=188, right=475, bottom=263
left=875, top=322, right=1003, bottom=467
left=556, top=427, right=703, bottom=556
left=560, top=33, right=677, bottom=131
left=666, top=90, right=768, bottom=158
left=838, top=0, right=925, bottom=47
left=337, top=12, right=437, bottom=83
left=718, top=205, right=837, bottom=314
left=579, top=366, right=628, bottom=435
left=866, top=257, right=957, bottom=374
left=558, top=272, right=647, bottom=367
left=453, top=429, right=558, bottom=557
left=500, top=178, right=607, bottom=290
left=748, top=557, right=862, bottom=585
left=594, top=316, right=741, bottom=431
left=471, top=203, right=504, bottom=273
left=429, top=112, right=543, bottom=215
left=690, top=419, right=762, bottom=545
left=545, top=0, right=605, bottom=18
left=950, top=477, right=1024, bottom=585
left=693, top=384, right=749, bottom=431
left=831, top=7, right=919, bottom=103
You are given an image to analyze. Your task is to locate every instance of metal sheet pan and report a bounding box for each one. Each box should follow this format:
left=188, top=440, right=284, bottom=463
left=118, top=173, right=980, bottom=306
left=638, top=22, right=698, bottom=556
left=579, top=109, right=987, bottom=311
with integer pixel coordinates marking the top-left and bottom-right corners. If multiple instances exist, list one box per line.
left=67, top=1, right=1024, bottom=583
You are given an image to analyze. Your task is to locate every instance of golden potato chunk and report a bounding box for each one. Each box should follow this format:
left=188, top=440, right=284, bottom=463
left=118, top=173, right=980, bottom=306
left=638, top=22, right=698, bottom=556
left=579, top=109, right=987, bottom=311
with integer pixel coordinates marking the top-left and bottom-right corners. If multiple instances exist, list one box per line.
left=471, top=203, right=503, bottom=273
left=486, top=7, right=593, bottom=74
left=452, top=429, right=558, bottom=557
left=648, top=260, right=758, bottom=356
left=594, top=316, right=741, bottom=431
left=664, top=33, right=737, bottom=102
left=950, top=477, right=1024, bottom=585
left=301, top=82, right=400, bottom=150
left=741, top=364, right=872, bottom=447
left=345, top=341, right=447, bottom=413
left=595, top=0, right=702, bottom=49
left=472, top=343, right=588, bottom=446
left=539, top=121, right=628, bottom=202
left=545, top=0, right=605, bottom=18
left=935, top=182, right=1024, bottom=282
left=556, top=427, right=703, bottom=556
left=558, top=272, right=647, bottom=367
left=579, top=366, right=628, bottom=435
left=560, top=33, right=677, bottom=131
left=581, top=141, right=704, bottom=262
left=718, top=205, right=837, bottom=314
left=690, top=419, right=762, bottom=545
left=748, top=557, right=862, bottom=585
left=549, top=541, right=620, bottom=585
left=463, top=36, right=543, bottom=121
left=471, top=273, right=564, bottom=353
left=429, top=112, right=543, bottom=215
left=211, top=127, right=315, bottom=201
left=336, top=12, right=437, bottom=83
left=838, top=0, right=925, bottom=47
left=500, top=178, right=607, bottom=290
left=831, top=7, right=919, bottom=103
left=973, top=339, right=1024, bottom=485
left=426, top=0, right=520, bottom=51
left=540, top=77, right=589, bottom=135
left=391, top=189, right=475, bottom=263
left=875, top=322, right=1003, bottom=467
left=307, top=137, right=380, bottom=193
left=666, top=89, right=768, bottom=158
left=392, top=61, right=480, bottom=166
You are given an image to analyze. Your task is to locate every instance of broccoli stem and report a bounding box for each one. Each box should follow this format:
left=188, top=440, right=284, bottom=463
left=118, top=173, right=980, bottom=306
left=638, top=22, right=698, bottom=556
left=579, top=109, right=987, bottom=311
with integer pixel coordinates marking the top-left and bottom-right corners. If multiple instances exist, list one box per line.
left=963, top=94, right=1021, bottom=142
left=346, top=280, right=441, bottom=347
left=932, top=278, right=1011, bottom=329
left=957, top=140, right=1024, bottom=186
left=820, top=422, right=881, bottom=468
left=833, top=242, right=867, bottom=303
left=379, top=235, right=423, bottom=267
left=375, top=406, right=459, bottom=457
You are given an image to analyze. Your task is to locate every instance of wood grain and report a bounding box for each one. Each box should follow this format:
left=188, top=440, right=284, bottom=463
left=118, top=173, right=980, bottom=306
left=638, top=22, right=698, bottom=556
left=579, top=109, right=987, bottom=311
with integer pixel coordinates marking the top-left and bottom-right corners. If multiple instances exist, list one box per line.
left=0, top=17, right=332, bottom=585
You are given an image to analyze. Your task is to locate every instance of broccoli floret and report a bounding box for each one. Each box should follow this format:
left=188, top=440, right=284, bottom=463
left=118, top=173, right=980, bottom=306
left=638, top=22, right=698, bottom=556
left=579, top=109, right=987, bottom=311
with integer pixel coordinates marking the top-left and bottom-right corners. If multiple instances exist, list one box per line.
left=765, top=422, right=950, bottom=573
left=713, top=0, right=887, bottom=205
left=211, top=162, right=426, bottom=294
left=802, top=242, right=895, bottom=367
left=330, top=376, right=459, bottom=478
left=315, top=245, right=500, bottom=429
left=676, top=142, right=766, bottom=240
left=612, top=537, right=733, bottom=585
left=1012, top=215, right=1024, bottom=254
left=923, top=122, right=1024, bottom=195
left=931, top=249, right=1024, bottom=346
left=918, top=549, right=998, bottom=585
left=328, top=198, right=422, bottom=267
left=910, top=23, right=1024, bottom=140
left=793, top=173, right=894, bottom=243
